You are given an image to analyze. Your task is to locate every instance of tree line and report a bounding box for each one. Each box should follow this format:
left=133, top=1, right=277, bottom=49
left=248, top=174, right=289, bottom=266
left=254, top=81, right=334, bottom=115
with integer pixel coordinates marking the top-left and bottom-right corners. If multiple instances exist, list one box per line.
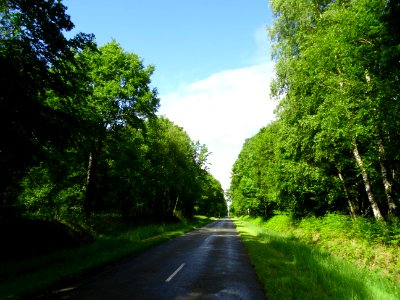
left=229, top=0, right=400, bottom=222
left=0, top=0, right=226, bottom=221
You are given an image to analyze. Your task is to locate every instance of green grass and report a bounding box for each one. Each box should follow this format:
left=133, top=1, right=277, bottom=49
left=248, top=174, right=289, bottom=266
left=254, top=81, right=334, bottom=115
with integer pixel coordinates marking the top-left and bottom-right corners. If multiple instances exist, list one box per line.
left=0, top=215, right=215, bottom=299
left=259, top=214, right=400, bottom=279
left=234, top=216, right=400, bottom=300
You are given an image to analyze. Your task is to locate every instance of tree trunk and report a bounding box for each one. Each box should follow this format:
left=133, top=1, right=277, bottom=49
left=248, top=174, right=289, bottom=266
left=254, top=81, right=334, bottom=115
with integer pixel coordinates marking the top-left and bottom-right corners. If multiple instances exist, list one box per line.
left=352, top=139, right=384, bottom=221
left=338, top=171, right=356, bottom=218
left=84, top=151, right=96, bottom=217
left=377, top=138, right=398, bottom=216
left=85, top=152, right=93, bottom=189
left=173, top=195, right=179, bottom=214
left=84, top=138, right=103, bottom=217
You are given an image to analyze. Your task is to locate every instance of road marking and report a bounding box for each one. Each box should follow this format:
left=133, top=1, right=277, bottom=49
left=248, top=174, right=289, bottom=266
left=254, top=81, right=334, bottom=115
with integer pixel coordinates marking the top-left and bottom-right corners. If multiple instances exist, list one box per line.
left=165, top=263, right=185, bottom=282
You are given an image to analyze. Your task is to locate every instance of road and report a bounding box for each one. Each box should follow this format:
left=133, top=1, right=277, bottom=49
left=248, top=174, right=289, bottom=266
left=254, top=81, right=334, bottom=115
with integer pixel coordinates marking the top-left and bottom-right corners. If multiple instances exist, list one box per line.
left=51, top=218, right=266, bottom=299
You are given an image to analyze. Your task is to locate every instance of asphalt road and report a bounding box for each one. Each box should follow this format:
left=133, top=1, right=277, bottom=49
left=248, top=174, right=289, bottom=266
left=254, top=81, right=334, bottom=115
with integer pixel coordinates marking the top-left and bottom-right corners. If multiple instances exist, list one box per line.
left=51, top=218, right=266, bottom=299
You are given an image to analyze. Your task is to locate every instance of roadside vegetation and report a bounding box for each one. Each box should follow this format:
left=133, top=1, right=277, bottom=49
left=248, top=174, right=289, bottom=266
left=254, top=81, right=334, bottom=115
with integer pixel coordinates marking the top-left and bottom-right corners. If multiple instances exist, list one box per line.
left=229, top=2, right=400, bottom=298
left=0, top=215, right=214, bottom=299
left=0, top=2, right=226, bottom=298
left=234, top=215, right=400, bottom=300
left=229, top=0, right=400, bottom=222
left=229, top=2, right=400, bottom=297
left=1, top=0, right=227, bottom=224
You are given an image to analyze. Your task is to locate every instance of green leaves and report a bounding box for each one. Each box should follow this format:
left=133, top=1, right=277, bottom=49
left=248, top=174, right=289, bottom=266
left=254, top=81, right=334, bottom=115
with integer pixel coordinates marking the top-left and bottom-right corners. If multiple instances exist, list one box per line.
left=232, top=0, right=400, bottom=220
left=78, top=40, right=159, bottom=128
left=3, top=2, right=223, bottom=221
left=0, top=0, right=93, bottom=207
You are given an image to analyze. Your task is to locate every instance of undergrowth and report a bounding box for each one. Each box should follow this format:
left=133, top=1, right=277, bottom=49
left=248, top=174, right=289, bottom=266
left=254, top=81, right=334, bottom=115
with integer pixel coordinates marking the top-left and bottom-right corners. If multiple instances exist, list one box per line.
left=234, top=214, right=400, bottom=299
left=258, top=214, right=400, bottom=279
left=0, top=215, right=214, bottom=299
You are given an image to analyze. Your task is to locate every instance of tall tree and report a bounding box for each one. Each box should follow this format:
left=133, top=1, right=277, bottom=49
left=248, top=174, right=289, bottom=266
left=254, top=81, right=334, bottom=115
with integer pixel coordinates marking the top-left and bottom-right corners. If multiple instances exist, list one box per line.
left=231, top=0, right=400, bottom=221
left=268, top=0, right=400, bottom=220
left=195, top=170, right=227, bottom=217
left=0, top=0, right=93, bottom=209
left=75, top=40, right=159, bottom=215
left=143, top=117, right=201, bottom=219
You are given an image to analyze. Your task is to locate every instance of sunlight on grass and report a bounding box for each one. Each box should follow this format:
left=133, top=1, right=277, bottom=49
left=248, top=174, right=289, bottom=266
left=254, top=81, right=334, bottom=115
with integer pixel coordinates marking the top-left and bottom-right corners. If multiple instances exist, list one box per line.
left=234, top=217, right=400, bottom=300
left=0, top=216, right=214, bottom=299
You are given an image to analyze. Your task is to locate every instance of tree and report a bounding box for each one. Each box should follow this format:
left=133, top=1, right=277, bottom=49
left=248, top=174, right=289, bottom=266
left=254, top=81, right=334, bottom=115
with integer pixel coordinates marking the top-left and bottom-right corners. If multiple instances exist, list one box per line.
left=195, top=170, right=227, bottom=217
left=268, top=0, right=400, bottom=220
left=229, top=122, right=281, bottom=217
left=143, top=117, right=202, bottom=220
left=0, top=0, right=93, bottom=210
left=2, top=2, right=226, bottom=224
left=230, top=0, right=400, bottom=221
left=75, top=40, right=159, bottom=216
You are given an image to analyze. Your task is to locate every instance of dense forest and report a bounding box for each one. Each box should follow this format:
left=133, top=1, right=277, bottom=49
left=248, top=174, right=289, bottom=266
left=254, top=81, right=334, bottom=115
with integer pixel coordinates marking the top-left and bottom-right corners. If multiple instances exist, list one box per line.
left=229, top=0, right=400, bottom=222
left=0, top=0, right=227, bottom=222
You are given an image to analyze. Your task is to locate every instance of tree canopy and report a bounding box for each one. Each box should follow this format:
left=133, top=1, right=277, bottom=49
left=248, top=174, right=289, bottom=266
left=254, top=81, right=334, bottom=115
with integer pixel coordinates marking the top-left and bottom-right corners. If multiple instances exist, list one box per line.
left=0, top=0, right=94, bottom=207
left=1, top=0, right=226, bottom=221
left=229, top=0, right=400, bottom=222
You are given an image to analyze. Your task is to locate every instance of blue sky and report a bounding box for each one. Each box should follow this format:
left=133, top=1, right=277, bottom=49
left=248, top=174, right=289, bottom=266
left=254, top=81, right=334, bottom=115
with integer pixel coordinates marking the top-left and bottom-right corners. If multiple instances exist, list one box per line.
left=63, top=0, right=277, bottom=191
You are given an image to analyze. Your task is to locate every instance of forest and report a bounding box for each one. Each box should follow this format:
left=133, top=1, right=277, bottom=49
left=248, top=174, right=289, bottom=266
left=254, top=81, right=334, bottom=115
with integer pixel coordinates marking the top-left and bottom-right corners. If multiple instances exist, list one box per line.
left=229, top=0, right=400, bottom=222
left=0, top=0, right=227, bottom=223
left=2, top=0, right=400, bottom=298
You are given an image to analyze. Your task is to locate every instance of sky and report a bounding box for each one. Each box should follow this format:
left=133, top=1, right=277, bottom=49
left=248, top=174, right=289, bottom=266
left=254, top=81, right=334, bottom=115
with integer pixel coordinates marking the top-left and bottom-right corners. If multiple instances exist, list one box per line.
left=63, top=0, right=277, bottom=191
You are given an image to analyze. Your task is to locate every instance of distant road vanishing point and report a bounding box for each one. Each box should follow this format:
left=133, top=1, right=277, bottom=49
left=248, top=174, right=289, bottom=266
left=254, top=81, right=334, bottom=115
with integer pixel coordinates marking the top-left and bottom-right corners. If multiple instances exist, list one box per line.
left=50, top=218, right=266, bottom=299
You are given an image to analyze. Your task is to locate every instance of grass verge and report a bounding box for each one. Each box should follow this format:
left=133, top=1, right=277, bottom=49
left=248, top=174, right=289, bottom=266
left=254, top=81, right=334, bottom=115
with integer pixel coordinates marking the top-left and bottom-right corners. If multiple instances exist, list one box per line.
left=0, top=215, right=215, bottom=299
left=234, top=216, right=400, bottom=300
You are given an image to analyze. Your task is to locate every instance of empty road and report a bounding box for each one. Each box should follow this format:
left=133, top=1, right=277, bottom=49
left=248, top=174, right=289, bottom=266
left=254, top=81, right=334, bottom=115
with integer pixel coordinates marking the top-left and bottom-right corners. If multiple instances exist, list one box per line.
left=51, top=218, right=265, bottom=299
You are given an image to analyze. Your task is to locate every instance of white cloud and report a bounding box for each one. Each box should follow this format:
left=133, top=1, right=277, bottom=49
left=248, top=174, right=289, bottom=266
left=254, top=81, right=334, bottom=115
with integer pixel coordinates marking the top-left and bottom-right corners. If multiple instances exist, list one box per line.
left=158, top=61, right=277, bottom=191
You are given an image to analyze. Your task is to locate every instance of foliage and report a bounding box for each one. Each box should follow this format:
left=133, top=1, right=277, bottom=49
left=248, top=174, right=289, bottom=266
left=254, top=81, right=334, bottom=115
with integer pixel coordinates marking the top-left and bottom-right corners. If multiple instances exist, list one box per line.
left=195, top=170, right=227, bottom=217
left=1, top=1, right=226, bottom=228
left=235, top=216, right=400, bottom=299
left=229, top=0, right=400, bottom=223
left=243, top=214, right=400, bottom=280
left=0, top=0, right=94, bottom=208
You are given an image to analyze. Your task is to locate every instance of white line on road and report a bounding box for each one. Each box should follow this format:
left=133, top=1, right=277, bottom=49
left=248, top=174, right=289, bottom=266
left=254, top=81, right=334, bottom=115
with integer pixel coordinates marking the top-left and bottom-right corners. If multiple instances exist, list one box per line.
left=165, top=263, right=185, bottom=282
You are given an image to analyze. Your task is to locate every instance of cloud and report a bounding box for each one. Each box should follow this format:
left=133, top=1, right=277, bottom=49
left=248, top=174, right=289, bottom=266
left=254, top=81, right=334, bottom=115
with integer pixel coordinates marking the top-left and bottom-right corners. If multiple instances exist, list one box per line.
left=158, top=61, right=277, bottom=191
